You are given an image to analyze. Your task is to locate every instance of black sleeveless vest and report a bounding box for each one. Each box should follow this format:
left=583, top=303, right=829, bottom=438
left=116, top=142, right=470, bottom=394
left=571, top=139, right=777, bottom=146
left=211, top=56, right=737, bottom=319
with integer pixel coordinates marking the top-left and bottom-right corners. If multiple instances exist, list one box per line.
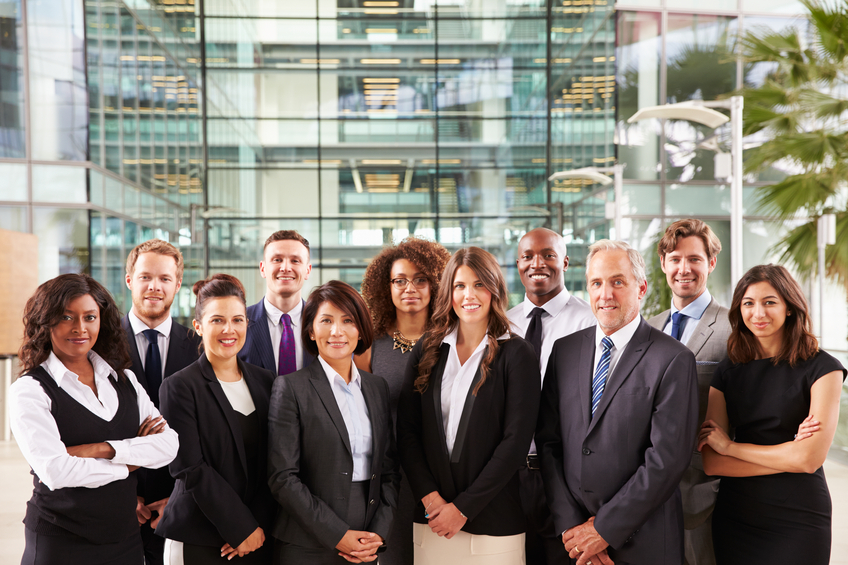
left=23, top=366, right=140, bottom=544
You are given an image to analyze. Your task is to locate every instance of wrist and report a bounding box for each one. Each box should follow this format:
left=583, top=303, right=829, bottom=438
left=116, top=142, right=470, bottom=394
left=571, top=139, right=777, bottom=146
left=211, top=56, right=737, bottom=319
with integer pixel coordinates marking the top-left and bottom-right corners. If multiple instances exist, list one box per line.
left=101, top=442, right=117, bottom=459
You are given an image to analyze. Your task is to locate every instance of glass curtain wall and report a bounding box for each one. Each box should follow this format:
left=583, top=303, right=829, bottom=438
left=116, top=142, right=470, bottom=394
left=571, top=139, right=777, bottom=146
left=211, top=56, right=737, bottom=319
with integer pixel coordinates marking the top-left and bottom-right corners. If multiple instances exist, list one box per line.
left=204, top=0, right=615, bottom=307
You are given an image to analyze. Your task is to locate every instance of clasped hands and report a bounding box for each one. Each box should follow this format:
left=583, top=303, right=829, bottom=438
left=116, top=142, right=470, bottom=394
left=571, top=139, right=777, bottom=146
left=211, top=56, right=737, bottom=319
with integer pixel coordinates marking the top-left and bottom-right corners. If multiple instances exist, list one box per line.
left=699, top=414, right=820, bottom=454
left=336, top=529, right=383, bottom=563
left=422, top=491, right=467, bottom=539
left=563, top=517, right=614, bottom=565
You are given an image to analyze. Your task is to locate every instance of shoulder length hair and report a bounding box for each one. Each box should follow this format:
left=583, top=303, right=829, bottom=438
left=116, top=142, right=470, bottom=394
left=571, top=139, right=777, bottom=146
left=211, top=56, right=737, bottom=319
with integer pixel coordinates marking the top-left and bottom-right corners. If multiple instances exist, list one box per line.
left=727, top=264, right=818, bottom=366
left=414, top=247, right=513, bottom=395
left=18, top=273, right=131, bottom=378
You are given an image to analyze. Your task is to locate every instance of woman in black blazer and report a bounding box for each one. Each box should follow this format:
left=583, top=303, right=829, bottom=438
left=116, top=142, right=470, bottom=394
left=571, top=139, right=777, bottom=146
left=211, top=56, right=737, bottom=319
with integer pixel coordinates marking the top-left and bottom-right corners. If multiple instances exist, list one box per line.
left=267, top=280, right=400, bottom=564
left=157, top=274, right=276, bottom=564
left=397, top=247, right=540, bottom=565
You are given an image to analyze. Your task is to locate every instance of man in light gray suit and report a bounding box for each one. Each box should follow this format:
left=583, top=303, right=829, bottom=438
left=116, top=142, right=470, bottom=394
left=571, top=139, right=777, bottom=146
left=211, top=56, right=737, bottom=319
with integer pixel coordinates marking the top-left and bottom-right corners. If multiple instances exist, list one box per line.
left=647, top=219, right=731, bottom=565
left=536, top=240, right=698, bottom=565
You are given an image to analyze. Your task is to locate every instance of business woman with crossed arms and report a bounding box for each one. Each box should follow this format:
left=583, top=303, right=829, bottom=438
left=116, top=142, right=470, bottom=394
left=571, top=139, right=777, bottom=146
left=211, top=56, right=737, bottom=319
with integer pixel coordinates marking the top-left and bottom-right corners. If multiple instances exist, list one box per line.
left=267, top=280, right=400, bottom=564
left=156, top=274, right=277, bottom=563
left=397, top=247, right=540, bottom=564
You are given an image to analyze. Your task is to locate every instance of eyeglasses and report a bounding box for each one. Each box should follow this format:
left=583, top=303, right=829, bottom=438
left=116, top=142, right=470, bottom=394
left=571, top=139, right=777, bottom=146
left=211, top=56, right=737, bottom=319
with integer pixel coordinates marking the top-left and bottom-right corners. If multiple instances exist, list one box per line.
left=390, top=277, right=429, bottom=290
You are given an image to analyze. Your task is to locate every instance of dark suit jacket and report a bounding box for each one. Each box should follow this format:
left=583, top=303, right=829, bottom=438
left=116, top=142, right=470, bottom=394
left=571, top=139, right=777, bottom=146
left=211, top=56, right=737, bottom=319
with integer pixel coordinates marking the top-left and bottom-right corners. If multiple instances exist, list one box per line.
left=239, top=298, right=315, bottom=374
left=536, top=317, right=698, bottom=565
left=267, top=360, right=400, bottom=550
left=397, top=336, right=540, bottom=536
left=155, top=354, right=277, bottom=548
left=122, top=314, right=202, bottom=503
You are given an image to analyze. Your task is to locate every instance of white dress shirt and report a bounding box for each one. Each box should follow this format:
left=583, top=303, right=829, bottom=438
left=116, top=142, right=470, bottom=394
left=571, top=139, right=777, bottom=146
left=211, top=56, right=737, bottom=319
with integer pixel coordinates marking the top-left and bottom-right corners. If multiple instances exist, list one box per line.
left=128, top=309, right=172, bottom=380
left=440, top=329, right=510, bottom=456
left=9, top=351, right=179, bottom=491
left=264, top=297, right=304, bottom=371
left=507, top=288, right=596, bottom=380
left=593, top=314, right=642, bottom=380
left=661, top=289, right=712, bottom=346
left=318, top=356, right=373, bottom=481
left=217, top=377, right=256, bottom=416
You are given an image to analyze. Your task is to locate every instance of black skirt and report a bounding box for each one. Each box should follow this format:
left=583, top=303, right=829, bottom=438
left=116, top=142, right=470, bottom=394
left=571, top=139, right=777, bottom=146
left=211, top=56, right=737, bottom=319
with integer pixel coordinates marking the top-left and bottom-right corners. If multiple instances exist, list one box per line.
left=21, top=526, right=143, bottom=565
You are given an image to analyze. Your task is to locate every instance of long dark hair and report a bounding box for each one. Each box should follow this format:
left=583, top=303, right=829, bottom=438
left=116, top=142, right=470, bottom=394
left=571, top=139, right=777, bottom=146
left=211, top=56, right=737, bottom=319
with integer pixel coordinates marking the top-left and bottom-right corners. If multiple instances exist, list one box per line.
left=19, top=273, right=131, bottom=377
left=727, top=264, right=818, bottom=366
left=414, top=247, right=514, bottom=395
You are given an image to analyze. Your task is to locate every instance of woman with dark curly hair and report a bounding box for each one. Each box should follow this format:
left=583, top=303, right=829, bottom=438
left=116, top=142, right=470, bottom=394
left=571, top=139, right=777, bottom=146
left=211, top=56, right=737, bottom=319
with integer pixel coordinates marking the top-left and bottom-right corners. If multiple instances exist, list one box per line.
left=10, top=273, right=178, bottom=565
left=397, top=247, right=540, bottom=565
left=354, top=237, right=449, bottom=565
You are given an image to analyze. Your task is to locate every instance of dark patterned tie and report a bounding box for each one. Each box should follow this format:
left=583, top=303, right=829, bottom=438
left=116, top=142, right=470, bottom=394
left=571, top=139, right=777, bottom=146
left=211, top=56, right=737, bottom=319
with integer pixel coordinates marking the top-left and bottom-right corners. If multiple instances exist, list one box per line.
left=278, top=313, right=297, bottom=376
left=670, top=312, right=687, bottom=341
left=525, top=307, right=545, bottom=359
left=591, top=336, right=614, bottom=418
left=142, top=329, right=162, bottom=405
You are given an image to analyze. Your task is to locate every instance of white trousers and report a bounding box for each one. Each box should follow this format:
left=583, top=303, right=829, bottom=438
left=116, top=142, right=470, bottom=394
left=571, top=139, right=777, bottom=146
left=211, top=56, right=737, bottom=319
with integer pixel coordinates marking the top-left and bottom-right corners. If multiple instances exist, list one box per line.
left=412, top=523, right=525, bottom=565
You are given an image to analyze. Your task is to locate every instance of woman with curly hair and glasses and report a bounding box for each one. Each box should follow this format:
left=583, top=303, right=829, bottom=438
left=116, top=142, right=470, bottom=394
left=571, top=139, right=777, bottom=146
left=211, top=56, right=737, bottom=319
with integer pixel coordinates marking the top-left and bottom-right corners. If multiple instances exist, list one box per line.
left=397, top=247, right=540, bottom=565
left=355, top=237, right=450, bottom=564
left=11, top=273, right=178, bottom=565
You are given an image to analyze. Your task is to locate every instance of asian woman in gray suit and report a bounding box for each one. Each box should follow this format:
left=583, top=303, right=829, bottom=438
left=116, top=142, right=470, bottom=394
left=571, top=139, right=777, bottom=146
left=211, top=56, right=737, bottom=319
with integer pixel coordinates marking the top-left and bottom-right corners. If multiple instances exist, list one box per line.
left=267, top=281, right=400, bottom=564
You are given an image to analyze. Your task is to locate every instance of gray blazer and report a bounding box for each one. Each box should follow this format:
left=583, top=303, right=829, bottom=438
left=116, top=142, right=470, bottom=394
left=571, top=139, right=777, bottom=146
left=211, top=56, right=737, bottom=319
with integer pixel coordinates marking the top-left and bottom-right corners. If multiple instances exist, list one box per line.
left=648, top=296, right=731, bottom=529
left=536, top=317, right=699, bottom=565
left=267, top=361, right=401, bottom=551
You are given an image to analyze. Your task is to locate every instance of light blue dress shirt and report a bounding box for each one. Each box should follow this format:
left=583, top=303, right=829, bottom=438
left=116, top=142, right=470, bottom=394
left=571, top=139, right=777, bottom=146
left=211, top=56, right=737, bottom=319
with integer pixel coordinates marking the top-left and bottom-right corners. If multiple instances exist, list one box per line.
left=662, top=289, right=712, bottom=346
left=317, top=356, right=373, bottom=481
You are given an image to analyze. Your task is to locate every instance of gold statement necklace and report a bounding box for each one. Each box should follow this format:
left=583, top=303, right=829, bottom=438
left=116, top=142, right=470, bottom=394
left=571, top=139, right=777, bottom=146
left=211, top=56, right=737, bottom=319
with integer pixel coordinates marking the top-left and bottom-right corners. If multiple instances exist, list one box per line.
left=392, top=329, right=417, bottom=354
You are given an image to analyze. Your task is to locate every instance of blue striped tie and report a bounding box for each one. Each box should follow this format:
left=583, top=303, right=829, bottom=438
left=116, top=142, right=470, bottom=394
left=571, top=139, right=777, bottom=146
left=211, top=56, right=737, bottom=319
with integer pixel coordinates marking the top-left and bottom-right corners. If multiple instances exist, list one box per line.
left=591, top=336, right=614, bottom=417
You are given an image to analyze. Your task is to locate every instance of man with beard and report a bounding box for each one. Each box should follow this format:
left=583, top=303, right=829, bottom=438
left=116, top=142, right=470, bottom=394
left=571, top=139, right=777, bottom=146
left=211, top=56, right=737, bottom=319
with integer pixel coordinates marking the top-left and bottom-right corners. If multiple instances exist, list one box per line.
left=239, top=230, right=315, bottom=374
left=123, top=239, right=202, bottom=565
left=507, top=228, right=595, bottom=565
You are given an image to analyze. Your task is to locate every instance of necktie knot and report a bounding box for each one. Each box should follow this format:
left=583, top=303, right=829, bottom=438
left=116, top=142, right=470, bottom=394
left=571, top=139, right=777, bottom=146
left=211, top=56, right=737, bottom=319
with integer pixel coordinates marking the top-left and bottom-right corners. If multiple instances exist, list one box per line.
left=601, top=336, right=613, bottom=353
left=670, top=312, right=687, bottom=341
left=281, top=313, right=293, bottom=328
left=525, top=307, right=546, bottom=359
left=530, top=307, right=545, bottom=320
left=142, top=329, right=159, bottom=343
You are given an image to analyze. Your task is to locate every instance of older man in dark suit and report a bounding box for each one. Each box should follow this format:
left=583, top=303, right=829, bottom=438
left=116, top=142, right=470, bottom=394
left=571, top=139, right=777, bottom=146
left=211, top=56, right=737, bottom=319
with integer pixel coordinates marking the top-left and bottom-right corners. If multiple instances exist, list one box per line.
left=536, top=240, right=698, bottom=565
left=122, top=239, right=202, bottom=565
left=647, top=219, right=731, bottom=565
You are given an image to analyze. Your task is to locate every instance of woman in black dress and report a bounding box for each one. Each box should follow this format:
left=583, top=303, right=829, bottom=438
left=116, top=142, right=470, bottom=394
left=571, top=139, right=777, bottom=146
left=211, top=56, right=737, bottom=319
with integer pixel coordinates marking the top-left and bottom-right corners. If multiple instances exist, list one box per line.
left=156, top=274, right=276, bottom=564
left=355, top=237, right=450, bottom=565
left=699, top=264, right=846, bottom=565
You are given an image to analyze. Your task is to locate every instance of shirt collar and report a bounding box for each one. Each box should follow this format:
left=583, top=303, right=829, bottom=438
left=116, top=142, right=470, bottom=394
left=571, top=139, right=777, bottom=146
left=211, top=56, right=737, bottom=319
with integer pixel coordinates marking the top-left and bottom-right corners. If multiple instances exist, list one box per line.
left=442, top=327, right=510, bottom=352
left=670, top=288, right=712, bottom=320
left=43, top=350, right=118, bottom=387
left=264, top=296, right=303, bottom=326
left=595, top=313, right=642, bottom=351
left=128, top=309, right=172, bottom=338
left=522, top=287, right=571, bottom=319
left=317, top=355, right=362, bottom=388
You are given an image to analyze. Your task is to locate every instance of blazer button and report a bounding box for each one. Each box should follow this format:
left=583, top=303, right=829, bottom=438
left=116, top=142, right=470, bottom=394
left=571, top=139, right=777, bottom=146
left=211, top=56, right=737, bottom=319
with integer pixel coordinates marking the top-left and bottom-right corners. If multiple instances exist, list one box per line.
left=369, top=499, right=375, bottom=505
left=582, top=448, right=591, bottom=455
left=371, top=474, right=376, bottom=480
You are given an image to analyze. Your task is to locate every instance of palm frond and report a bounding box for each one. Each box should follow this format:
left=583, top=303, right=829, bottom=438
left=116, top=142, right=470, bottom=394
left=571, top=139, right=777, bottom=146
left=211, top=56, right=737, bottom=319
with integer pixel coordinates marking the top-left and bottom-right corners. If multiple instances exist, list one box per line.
left=754, top=173, right=837, bottom=218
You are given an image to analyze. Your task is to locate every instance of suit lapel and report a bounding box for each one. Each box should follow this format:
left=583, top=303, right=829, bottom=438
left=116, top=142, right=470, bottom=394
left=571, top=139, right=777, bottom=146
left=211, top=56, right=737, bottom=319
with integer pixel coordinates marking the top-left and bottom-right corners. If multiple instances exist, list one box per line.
left=308, top=362, right=352, bottom=455
left=251, top=300, right=277, bottom=372
left=587, top=319, right=652, bottom=435
left=360, top=375, right=382, bottom=477
left=578, top=330, right=595, bottom=432
left=685, top=298, right=718, bottom=358
left=200, top=355, right=249, bottom=478
left=164, top=322, right=191, bottom=377
left=299, top=299, right=315, bottom=369
left=429, top=344, right=452, bottom=458
left=123, top=315, right=148, bottom=392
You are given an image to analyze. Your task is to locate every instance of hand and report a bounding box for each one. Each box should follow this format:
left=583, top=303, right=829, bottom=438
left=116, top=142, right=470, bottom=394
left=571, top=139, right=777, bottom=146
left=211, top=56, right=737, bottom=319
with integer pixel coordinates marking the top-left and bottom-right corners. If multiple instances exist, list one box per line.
left=421, top=491, right=447, bottom=519
left=336, top=531, right=382, bottom=563
left=794, top=415, right=820, bottom=441
left=137, top=415, right=167, bottom=437
left=563, top=517, right=609, bottom=563
left=581, top=548, right=614, bottom=565
left=221, top=527, right=264, bottom=560
left=145, top=497, right=169, bottom=528
left=427, top=502, right=467, bottom=539
left=135, top=496, right=151, bottom=525
left=698, top=419, right=733, bottom=454
left=66, top=442, right=116, bottom=459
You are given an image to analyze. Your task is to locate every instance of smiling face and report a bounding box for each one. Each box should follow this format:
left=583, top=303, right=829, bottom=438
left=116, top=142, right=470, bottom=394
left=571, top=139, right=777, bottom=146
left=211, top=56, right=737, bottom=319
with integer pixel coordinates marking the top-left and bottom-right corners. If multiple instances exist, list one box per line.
left=741, top=281, right=788, bottom=349
left=587, top=249, right=647, bottom=335
left=260, top=239, right=312, bottom=301
left=50, top=294, right=100, bottom=366
left=660, top=235, right=716, bottom=310
left=451, top=264, right=493, bottom=330
left=517, top=229, right=567, bottom=305
left=390, top=258, right=431, bottom=317
left=310, top=301, right=360, bottom=364
left=192, top=296, right=247, bottom=363
left=126, top=252, right=182, bottom=327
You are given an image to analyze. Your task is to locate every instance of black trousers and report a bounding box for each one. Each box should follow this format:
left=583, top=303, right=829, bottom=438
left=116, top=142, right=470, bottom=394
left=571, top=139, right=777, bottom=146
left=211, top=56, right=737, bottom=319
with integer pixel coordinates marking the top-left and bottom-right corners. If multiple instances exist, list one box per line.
left=141, top=522, right=165, bottom=565
left=22, top=526, right=143, bottom=565
left=519, top=466, right=571, bottom=565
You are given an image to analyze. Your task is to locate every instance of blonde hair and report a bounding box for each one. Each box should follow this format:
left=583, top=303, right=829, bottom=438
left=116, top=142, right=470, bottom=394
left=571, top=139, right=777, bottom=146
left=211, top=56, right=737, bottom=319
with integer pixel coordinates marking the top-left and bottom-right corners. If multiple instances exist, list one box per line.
left=126, top=239, right=184, bottom=279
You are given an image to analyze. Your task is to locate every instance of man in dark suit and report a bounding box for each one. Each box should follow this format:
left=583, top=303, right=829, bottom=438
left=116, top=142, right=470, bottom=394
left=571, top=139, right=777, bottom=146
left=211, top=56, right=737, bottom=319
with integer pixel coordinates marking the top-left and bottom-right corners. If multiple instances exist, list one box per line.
left=647, top=219, right=731, bottom=565
left=122, top=239, right=202, bottom=565
left=536, top=240, right=699, bottom=565
left=239, top=230, right=315, bottom=375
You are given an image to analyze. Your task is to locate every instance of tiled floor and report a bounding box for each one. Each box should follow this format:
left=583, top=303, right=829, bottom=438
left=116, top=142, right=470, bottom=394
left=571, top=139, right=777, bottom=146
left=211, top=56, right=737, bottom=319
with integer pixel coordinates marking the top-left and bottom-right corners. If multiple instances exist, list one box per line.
left=1, top=440, right=846, bottom=563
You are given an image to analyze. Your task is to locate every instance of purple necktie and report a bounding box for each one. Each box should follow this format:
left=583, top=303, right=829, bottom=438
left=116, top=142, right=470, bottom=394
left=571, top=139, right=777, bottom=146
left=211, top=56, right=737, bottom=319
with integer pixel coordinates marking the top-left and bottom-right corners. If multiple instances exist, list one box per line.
left=278, top=313, right=297, bottom=376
